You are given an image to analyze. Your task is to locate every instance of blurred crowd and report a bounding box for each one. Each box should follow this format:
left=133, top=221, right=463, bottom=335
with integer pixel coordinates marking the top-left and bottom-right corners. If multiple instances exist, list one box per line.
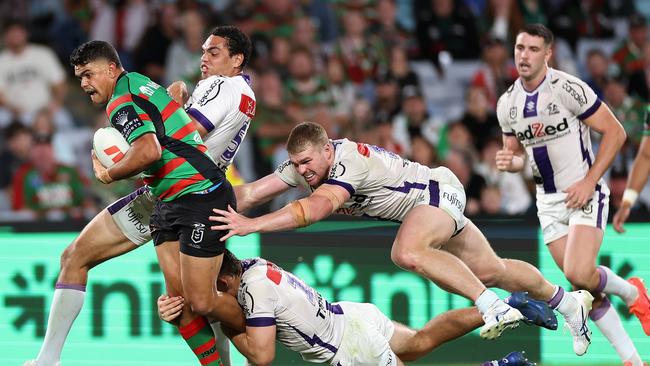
left=1, top=0, right=650, bottom=221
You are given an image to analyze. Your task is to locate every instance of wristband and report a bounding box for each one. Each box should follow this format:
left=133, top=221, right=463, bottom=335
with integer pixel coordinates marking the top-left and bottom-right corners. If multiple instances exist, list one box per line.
left=622, top=188, right=638, bottom=206
left=98, top=169, right=114, bottom=184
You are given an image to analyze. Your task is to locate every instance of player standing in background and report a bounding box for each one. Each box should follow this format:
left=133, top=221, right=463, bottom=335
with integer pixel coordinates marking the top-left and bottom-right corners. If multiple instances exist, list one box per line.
left=157, top=250, right=537, bottom=366
left=25, top=26, right=255, bottom=366
left=210, top=121, right=593, bottom=356
left=495, top=24, right=649, bottom=366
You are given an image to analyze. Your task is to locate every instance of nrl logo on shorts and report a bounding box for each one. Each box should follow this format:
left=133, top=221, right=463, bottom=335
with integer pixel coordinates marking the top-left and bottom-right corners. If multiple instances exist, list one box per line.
left=581, top=199, right=593, bottom=215
left=191, top=222, right=205, bottom=244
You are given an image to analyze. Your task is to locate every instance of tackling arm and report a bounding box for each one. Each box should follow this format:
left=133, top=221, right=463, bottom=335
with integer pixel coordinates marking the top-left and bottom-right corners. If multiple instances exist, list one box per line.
left=233, top=173, right=293, bottom=212
left=227, top=325, right=276, bottom=366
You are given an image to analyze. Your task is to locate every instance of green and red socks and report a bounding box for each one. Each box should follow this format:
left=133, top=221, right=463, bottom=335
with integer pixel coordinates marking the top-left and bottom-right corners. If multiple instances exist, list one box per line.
left=179, top=316, right=223, bottom=366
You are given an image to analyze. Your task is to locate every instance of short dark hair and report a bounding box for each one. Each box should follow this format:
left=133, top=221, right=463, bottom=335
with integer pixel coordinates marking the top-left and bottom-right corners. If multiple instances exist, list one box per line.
left=210, top=25, right=252, bottom=69
left=2, top=18, right=28, bottom=33
left=3, top=120, right=30, bottom=140
left=70, top=40, right=122, bottom=68
left=219, top=249, right=242, bottom=277
left=518, top=24, right=554, bottom=46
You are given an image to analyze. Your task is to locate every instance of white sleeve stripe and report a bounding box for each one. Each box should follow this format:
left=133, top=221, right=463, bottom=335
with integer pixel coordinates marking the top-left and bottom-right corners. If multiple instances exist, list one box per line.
left=187, top=107, right=214, bottom=132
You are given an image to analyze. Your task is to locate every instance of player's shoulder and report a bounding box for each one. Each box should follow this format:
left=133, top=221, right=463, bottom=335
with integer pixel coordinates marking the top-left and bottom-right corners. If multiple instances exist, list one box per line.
left=498, top=80, right=520, bottom=105
left=548, top=68, right=592, bottom=107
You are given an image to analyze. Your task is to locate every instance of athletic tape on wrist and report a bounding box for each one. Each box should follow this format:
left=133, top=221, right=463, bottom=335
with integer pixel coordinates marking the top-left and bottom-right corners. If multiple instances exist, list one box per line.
left=622, top=188, right=638, bottom=206
left=289, top=200, right=310, bottom=227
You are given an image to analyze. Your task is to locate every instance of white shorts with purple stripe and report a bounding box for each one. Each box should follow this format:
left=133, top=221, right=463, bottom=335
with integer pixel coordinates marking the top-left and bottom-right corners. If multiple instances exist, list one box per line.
left=413, top=166, right=468, bottom=236
left=107, top=186, right=156, bottom=246
left=329, top=302, right=397, bottom=366
left=537, top=182, right=610, bottom=244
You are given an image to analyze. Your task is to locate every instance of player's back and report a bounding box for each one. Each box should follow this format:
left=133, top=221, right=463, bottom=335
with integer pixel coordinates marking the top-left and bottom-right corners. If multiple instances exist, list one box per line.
left=497, top=68, right=604, bottom=195
left=238, top=258, right=345, bottom=364
left=107, top=71, right=221, bottom=201
left=185, top=74, right=256, bottom=171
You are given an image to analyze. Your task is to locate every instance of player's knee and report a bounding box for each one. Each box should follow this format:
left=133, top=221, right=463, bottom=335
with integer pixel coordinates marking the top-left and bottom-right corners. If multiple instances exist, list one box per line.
left=60, top=241, right=84, bottom=270
left=391, top=247, right=423, bottom=273
left=185, top=296, right=212, bottom=316
left=564, top=267, right=593, bottom=289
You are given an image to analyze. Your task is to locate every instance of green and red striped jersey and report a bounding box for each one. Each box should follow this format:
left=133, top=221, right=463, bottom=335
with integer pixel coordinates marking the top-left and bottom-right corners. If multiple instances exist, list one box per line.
left=106, top=71, right=222, bottom=201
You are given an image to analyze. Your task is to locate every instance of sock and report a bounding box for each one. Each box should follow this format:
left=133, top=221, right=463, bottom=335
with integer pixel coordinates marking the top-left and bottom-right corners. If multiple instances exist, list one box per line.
left=36, top=284, right=86, bottom=365
left=209, top=321, right=231, bottom=366
left=480, top=361, right=498, bottom=366
left=547, top=286, right=576, bottom=316
left=591, top=296, right=642, bottom=364
left=475, top=289, right=500, bottom=314
left=597, top=266, right=639, bottom=306
left=179, top=316, right=223, bottom=366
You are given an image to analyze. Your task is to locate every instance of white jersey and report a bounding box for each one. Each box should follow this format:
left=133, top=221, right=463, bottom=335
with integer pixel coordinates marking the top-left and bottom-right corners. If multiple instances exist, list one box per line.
left=497, top=68, right=604, bottom=195
left=275, top=139, right=453, bottom=222
left=238, top=258, right=345, bottom=364
left=185, top=74, right=255, bottom=171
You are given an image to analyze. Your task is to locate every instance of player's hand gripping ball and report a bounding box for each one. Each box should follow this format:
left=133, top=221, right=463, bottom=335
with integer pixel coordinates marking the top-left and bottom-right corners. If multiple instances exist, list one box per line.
left=93, top=127, right=130, bottom=168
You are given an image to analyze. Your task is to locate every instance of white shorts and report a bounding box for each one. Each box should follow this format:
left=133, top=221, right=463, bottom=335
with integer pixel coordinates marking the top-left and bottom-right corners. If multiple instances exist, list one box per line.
left=330, top=302, right=397, bottom=366
left=414, top=166, right=468, bottom=235
left=107, top=187, right=156, bottom=246
left=537, top=183, right=610, bottom=244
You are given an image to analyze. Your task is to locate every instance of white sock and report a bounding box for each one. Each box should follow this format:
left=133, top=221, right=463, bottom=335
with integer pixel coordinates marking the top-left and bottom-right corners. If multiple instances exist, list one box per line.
left=475, top=289, right=500, bottom=314
left=593, top=301, right=641, bottom=364
left=599, top=266, right=639, bottom=306
left=37, top=286, right=86, bottom=365
left=554, top=289, right=578, bottom=316
left=209, top=321, right=231, bottom=366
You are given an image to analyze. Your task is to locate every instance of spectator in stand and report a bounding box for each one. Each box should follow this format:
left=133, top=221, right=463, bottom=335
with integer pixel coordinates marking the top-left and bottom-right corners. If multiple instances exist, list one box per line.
left=334, top=9, right=388, bottom=86
left=253, top=0, right=298, bottom=39
left=373, top=70, right=402, bottom=124
left=627, top=42, right=650, bottom=101
left=415, top=0, right=481, bottom=62
left=547, top=0, right=614, bottom=50
left=371, top=0, right=417, bottom=55
left=584, top=48, right=611, bottom=100
left=388, top=46, right=421, bottom=94
left=603, top=77, right=646, bottom=153
left=479, top=0, right=524, bottom=44
left=325, top=57, right=357, bottom=128
left=410, top=134, right=438, bottom=167
left=480, top=185, right=503, bottom=215
left=10, top=134, right=89, bottom=220
left=392, top=85, right=443, bottom=158
left=0, top=19, right=71, bottom=129
left=133, top=2, right=178, bottom=84
left=0, top=121, right=33, bottom=190
left=164, top=9, right=205, bottom=87
left=460, top=86, right=500, bottom=151
left=470, top=37, right=518, bottom=110
left=612, top=13, right=648, bottom=77
left=518, top=0, right=547, bottom=26
left=269, top=36, right=291, bottom=79
left=444, top=147, right=486, bottom=216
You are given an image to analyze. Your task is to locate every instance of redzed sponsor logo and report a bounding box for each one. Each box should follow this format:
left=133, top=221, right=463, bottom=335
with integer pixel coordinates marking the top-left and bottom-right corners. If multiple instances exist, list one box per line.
left=239, top=94, right=256, bottom=118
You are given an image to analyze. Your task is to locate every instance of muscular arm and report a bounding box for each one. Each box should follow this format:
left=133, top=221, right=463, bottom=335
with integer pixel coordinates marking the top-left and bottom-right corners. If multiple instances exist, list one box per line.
left=582, top=104, right=627, bottom=185
left=233, top=173, right=293, bottom=212
left=227, top=325, right=276, bottom=366
left=106, top=133, right=161, bottom=180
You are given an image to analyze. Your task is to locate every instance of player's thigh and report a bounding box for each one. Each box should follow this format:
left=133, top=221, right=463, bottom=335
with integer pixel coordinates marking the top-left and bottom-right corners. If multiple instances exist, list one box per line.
left=62, top=208, right=138, bottom=270
left=443, top=220, right=504, bottom=278
left=547, top=235, right=568, bottom=272
left=155, top=240, right=183, bottom=296
left=564, top=224, right=603, bottom=275
left=180, top=253, right=224, bottom=305
left=393, top=205, right=455, bottom=254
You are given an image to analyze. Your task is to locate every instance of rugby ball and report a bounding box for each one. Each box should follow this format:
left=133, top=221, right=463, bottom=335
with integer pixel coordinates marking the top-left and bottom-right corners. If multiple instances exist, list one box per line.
left=93, top=127, right=130, bottom=168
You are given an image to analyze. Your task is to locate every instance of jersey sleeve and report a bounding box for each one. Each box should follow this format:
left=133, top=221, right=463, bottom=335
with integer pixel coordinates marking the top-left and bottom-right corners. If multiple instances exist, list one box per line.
left=274, top=160, right=304, bottom=187
left=557, top=74, right=601, bottom=120
left=109, top=101, right=155, bottom=144
left=496, top=94, right=514, bottom=135
left=241, top=279, right=279, bottom=327
left=323, top=143, right=369, bottom=195
left=185, top=76, right=233, bottom=133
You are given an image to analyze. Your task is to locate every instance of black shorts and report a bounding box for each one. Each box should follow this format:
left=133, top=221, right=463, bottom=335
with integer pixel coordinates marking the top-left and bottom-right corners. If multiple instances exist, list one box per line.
left=150, top=181, right=236, bottom=257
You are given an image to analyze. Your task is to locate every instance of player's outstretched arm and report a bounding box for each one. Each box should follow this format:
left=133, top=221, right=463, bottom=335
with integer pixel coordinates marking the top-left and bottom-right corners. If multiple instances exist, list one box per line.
left=496, top=135, right=526, bottom=172
left=614, top=135, right=650, bottom=233
left=565, top=104, right=626, bottom=208
left=227, top=325, right=276, bottom=366
left=211, top=183, right=350, bottom=241
left=233, top=173, right=293, bottom=213
left=390, top=307, right=483, bottom=361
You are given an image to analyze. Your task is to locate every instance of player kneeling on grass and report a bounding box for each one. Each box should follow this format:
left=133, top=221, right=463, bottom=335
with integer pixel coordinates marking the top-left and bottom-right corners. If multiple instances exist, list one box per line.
left=158, top=250, right=539, bottom=366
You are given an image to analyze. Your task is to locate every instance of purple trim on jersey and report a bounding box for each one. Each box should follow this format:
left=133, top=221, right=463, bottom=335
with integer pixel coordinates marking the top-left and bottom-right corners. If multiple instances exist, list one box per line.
left=240, top=73, right=252, bottom=87
left=324, top=179, right=355, bottom=195
left=589, top=296, right=611, bottom=321
left=596, top=184, right=606, bottom=229
left=520, top=74, right=547, bottom=93
left=246, top=317, right=276, bottom=327
left=578, top=123, right=593, bottom=167
left=56, top=283, right=86, bottom=292
left=532, top=146, right=556, bottom=193
left=523, top=92, right=539, bottom=118
left=328, top=302, right=344, bottom=314
left=547, top=286, right=565, bottom=308
left=577, top=99, right=602, bottom=121
left=596, top=266, right=608, bottom=293
left=187, top=107, right=215, bottom=132
left=428, top=180, right=440, bottom=207
left=241, top=258, right=258, bottom=273
left=107, top=186, right=149, bottom=215
left=383, top=181, right=427, bottom=194
left=290, top=325, right=339, bottom=354
left=503, top=131, right=515, bottom=136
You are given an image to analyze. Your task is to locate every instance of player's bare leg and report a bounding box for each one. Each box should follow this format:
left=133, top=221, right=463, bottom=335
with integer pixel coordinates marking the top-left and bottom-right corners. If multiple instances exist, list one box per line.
left=30, top=209, right=139, bottom=366
left=390, top=307, right=483, bottom=361
left=446, top=219, right=593, bottom=355
left=549, top=226, right=643, bottom=365
left=390, top=205, right=523, bottom=339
